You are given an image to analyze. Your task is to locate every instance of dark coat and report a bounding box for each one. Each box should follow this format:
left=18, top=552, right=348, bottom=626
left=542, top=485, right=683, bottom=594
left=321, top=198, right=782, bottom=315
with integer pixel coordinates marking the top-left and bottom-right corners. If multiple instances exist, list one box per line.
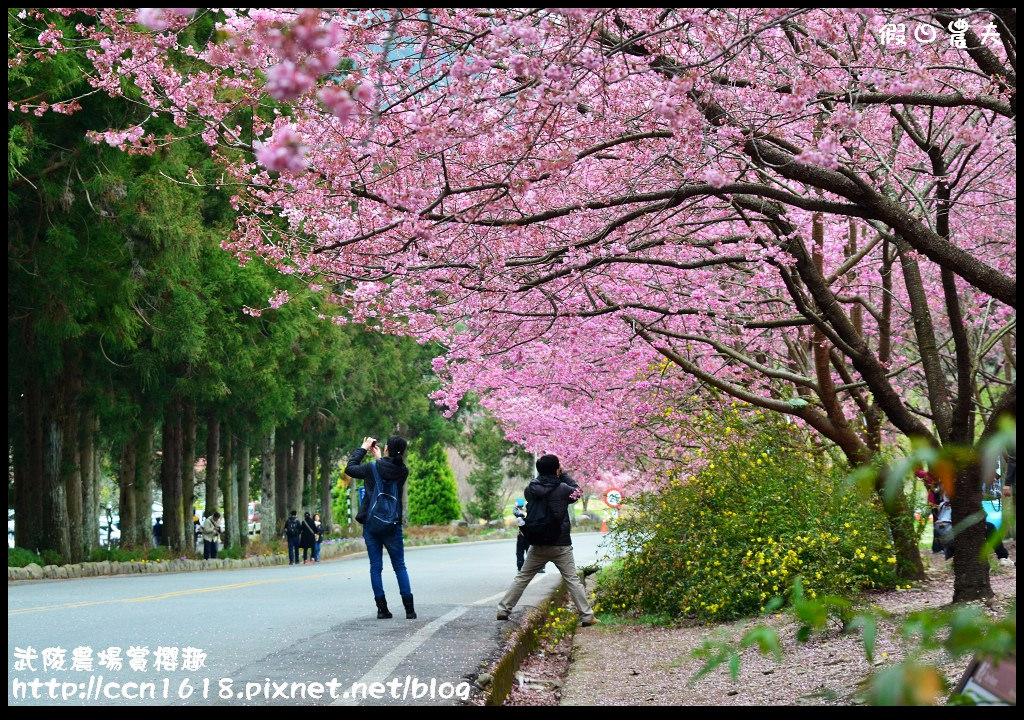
left=347, top=448, right=409, bottom=524
left=300, top=513, right=316, bottom=549
left=525, top=472, right=579, bottom=547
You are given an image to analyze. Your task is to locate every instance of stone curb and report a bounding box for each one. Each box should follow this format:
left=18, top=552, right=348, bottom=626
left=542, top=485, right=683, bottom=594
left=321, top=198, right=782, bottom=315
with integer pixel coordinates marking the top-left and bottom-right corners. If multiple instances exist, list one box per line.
left=477, top=581, right=571, bottom=706
left=7, top=539, right=366, bottom=582
left=7, top=533, right=604, bottom=583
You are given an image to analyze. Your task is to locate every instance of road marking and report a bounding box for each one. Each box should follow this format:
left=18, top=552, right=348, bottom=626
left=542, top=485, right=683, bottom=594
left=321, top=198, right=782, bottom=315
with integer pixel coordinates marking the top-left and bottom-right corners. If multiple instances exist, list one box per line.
left=329, top=586, right=551, bottom=706
left=331, top=605, right=469, bottom=706
left=7, top=568, right=366, bottom=617
left=472, top=589, right=510, bottom=606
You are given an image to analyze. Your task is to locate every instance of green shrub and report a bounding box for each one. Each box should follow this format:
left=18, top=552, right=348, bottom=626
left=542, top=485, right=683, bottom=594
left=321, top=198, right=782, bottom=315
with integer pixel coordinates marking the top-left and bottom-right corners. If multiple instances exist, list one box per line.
left=596, top=410, right=897, bottom=623
left=407, top=442, right=462, bottom=525
left=8, top=547, right=45, bottom=567
left=218, top=545, right=245, bottom=560
left=87, top=546, right=170, bottom=563
left=40, top=549, right=65, bottom=567
left=146, top=547, right=173, bottom=562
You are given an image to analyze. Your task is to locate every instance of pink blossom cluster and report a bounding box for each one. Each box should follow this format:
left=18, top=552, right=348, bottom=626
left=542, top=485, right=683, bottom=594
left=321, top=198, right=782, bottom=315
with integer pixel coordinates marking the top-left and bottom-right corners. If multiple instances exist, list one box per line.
left=27, top=9, right=1016, bottom=483
left=254, top=125, right=309, bottom=174
left=794, top=135, right=842, bottom=170
left=268, top=289, right=290, bottom=309
left=136, top=8, right=195, bottom=33
left=261, top=9, right=345, bottom=101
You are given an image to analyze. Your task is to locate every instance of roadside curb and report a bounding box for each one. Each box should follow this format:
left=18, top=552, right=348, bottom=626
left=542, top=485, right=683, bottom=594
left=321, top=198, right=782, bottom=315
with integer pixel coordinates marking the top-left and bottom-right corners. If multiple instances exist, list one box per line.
left=476, top=581, right=570, bottom=706
left=7, top=533, right=604, bottom=583
left=6, top=539, right=366, bottom=582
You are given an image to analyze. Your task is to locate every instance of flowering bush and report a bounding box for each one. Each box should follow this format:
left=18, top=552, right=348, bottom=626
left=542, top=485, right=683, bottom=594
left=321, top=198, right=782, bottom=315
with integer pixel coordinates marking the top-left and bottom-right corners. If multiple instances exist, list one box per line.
left=533, top=604, right=578, bottom=648
left=596, top=413, right=897, bottom=622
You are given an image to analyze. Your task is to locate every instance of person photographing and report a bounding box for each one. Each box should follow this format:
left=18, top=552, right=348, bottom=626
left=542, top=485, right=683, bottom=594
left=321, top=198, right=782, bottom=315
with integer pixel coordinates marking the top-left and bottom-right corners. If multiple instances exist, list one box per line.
left=348, top=435, right=416, bottom=620
left=496, top=454, right=597, bottom=626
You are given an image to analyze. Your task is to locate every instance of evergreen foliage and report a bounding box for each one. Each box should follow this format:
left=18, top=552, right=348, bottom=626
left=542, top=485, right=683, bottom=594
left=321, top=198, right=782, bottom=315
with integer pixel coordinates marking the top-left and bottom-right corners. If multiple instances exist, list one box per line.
left=406, top=443, right=461, bottom=525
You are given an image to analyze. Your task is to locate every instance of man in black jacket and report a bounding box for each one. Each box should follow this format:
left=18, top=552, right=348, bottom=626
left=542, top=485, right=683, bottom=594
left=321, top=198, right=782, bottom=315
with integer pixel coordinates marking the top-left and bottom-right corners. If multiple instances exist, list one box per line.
left=496, top=454, right=598, bottom=626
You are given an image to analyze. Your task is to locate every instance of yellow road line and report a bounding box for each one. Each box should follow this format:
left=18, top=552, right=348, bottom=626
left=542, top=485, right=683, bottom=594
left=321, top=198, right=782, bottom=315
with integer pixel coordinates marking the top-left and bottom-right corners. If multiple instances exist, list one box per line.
left=9, top=568, right=366, bottom=617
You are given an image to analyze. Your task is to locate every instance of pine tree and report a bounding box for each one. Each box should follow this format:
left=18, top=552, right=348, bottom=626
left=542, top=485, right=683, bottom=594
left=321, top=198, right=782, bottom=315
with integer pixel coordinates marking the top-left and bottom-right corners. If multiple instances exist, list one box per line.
left=406, top=443, right=461, bottom=525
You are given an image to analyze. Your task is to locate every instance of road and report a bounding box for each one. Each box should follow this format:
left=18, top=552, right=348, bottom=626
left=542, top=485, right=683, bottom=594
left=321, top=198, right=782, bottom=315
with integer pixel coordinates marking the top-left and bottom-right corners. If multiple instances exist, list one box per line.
left=8, top=533, right=608, bottom=706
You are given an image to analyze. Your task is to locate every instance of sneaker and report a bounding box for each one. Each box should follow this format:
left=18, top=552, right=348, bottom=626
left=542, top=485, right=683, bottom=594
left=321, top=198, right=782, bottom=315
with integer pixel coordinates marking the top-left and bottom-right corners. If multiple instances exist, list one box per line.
left=496, top=612, right=510, bottom=621
left=581, top=617, right=601, bottom=627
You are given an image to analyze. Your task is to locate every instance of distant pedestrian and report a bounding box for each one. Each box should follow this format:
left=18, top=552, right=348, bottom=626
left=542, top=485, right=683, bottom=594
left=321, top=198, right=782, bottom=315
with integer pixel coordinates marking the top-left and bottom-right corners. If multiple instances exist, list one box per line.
left=152, top=517, right=163, bottom=548
left=513, top=499, right=529, bottom=570
left=284, top=510, right=302, bottom=565
left=313, top=513, right=325, bottom=562
left=202, top=512, right=222, bottom=560
left=300, top=511, right=316, bottom=564
left=497, top=454, right=597, bottom=627
left=1004, top=452, right=1016, bottom=544
left=192, top=509, right=201, bottom=552
left=513, top=498, right=543, bottom=573
left=916, top=470, right=945, bottom=553
left=349, top=435, right=416, bottom=620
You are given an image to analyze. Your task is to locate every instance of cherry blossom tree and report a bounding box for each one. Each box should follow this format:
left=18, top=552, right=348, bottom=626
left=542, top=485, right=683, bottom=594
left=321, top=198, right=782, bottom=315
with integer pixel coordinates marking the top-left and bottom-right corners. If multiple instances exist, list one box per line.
left=14, top=8, right=1015, bottom=598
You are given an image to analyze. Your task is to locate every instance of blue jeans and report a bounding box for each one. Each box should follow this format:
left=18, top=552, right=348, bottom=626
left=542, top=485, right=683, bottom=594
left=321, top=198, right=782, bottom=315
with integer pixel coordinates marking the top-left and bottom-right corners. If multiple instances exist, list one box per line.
left=287, top=535, right=301, bottom=564
left=314, top=540, right=322, bottom=562
left=363, top=526, right=412, bottom=598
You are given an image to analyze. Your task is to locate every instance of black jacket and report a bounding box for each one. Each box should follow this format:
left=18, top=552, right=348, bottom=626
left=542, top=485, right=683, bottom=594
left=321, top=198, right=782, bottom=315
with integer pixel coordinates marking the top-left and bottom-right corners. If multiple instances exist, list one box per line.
left=347, top=448, right=409, bottom=524
left=525, top=472, right=579, bottom=547
left=300, top=513, right=316, bottom=548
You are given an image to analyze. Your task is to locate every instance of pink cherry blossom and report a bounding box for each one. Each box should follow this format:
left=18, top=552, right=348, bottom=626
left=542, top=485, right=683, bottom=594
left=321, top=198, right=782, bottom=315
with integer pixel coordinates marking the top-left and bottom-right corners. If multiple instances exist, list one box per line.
left=254, top=125, right=309, bottom=174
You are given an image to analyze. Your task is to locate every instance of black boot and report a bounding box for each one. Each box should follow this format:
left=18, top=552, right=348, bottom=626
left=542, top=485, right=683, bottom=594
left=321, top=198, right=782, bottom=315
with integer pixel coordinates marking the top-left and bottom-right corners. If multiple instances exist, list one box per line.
left=401, top=593, right=417, bottom=619
left=375, top=596, right=393, bottom=619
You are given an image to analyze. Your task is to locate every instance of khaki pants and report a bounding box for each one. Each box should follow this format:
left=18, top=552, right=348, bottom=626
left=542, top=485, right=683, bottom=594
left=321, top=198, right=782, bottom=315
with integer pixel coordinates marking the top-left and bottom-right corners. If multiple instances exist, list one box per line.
left=498, top=544, right=595, bottom=621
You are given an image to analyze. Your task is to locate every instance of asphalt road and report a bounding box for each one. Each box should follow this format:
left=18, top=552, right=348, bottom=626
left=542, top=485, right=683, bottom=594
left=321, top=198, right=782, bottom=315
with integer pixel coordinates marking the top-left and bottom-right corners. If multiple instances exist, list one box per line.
left=8, top=533, right=608, bottom=706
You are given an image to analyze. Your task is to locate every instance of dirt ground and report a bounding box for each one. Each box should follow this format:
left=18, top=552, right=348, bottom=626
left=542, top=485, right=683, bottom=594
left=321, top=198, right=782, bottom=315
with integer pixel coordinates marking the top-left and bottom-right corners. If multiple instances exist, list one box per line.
left=506, top=543, right=1016, bottom=706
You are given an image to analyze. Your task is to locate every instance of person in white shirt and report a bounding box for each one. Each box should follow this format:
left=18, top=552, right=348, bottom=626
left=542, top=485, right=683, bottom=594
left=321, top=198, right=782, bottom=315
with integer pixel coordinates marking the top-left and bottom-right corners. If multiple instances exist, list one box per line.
left=202, top=511, right=223, bottom=560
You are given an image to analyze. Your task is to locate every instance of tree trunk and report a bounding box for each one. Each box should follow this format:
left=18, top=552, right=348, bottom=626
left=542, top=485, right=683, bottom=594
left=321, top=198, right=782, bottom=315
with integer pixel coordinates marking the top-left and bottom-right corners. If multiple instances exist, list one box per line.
left=222, top=431, right=237, bottom=548
left=133, top=416, right=156, bottom=548
left=289, top=438, right=305, bottom=515
left=260, top=427, right=276, bottom=544
left=80, top=409, right=97, bottom=553
left=20, top=372, right=45, bottom=551
left=118, top=434, right=138, bottom=548
left=237, top=436, right=250, bottom=549
left=181, top=401, right=196, bottom=551
left=349, top=477, right=359, bottom=528
left=161, top=399, right=185, bottom=552
left=951, top=462, right=993, bottom=601
left=319, top=445, right=333, bottom=533
left=42, top=390, right=71, bottom=560
left=93, top=427, right=101, bottom=542
left=63, top=363, right=84, bottom=563
left=878, top=484, right=926, bottom=581
left=274, top=432, right=289, bottom=532
left=303, top=440, right=315, bottom=509
left=11, top=427, right=28, bottom=549
left=204, top=410, right=220, bottom=517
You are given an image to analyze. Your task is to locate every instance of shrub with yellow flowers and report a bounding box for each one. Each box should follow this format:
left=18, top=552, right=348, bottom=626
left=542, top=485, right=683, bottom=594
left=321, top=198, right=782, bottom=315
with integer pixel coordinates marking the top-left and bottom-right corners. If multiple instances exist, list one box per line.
left=596, top=411, right=897, bottom=622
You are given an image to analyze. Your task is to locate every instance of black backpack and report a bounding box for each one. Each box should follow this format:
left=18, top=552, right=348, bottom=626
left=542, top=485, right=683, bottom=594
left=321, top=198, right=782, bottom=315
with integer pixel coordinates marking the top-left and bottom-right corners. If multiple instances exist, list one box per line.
left=521, top=492, right=560, bottom=544
left=364, top=462, right=401, bottom=538
left=284, top=516, right=301, bottom=538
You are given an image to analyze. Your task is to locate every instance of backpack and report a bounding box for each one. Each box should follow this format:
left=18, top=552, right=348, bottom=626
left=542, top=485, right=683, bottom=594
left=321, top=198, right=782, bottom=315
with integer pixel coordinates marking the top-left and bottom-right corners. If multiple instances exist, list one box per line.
left=364, top=462, right=401, bottom=538
left=520, top=492, right=560, bottom=544
left=284, top=516, right=301, bottom=538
